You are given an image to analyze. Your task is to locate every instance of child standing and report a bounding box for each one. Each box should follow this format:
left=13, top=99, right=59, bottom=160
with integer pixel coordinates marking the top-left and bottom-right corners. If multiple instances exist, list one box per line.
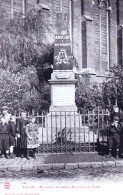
left=107, top=115, right=122, bottom=159
left=25, top=116, right=39, bottom=160
left=1, top=106, right=11, bottom=123
left=0, top=118, right=10, bottom=159
left=9, top=115, right=16, bottom=158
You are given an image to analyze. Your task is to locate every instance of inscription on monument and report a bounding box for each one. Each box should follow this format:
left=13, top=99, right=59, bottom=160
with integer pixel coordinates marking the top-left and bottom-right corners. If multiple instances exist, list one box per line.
left=54, top=12, right=73, bottom=70
left=54, top=35, right=72, bottom=70
left=53, top=86, right=75, bottom=106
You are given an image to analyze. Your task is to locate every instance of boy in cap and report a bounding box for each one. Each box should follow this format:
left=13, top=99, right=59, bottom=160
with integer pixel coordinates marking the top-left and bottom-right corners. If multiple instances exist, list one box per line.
left=0, top=117, right=10, bottom=158
left=110, top=105, right=121, bottom=123
left=107, top=115, right=122, bottom=159
left=1, top=106, right=11, bottom=123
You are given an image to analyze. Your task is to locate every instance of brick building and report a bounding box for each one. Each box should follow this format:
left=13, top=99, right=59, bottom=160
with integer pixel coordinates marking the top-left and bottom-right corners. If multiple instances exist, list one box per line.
left=0, top=0, right=123, bottom=80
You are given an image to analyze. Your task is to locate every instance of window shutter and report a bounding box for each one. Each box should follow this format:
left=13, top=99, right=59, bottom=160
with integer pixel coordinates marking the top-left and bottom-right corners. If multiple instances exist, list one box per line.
left=1, top=0, right=11, bottom=18
left=101, top=1, right=108, bottom=71
left=14, top=0, right=22, bottom=15
left=62, top=0, right=69, bottom=13
left=93, top=0, right=108, bottom=73
left=93, top=0, right=100, bottom=72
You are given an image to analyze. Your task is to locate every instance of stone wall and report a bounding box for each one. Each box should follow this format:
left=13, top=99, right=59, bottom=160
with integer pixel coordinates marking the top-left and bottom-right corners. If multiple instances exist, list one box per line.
left=109, top=0, right=117, bottom=68
left=117, top=0, right=123, bottom=65
left=72, top=0, right=82, bottom=70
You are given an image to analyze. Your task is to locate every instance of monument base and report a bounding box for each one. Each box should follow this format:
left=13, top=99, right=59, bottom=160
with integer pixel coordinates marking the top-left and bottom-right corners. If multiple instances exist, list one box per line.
left=46, top=111, right=80, bottom=128
left=49, top=105, right=77, bottom=112
left=49, top=70, right=77, bottom=112
left=47, top=69, right=81, bottom=142
left=45, top=111, right=81, bottom=143
left=40, top=111, right=97, bottom=145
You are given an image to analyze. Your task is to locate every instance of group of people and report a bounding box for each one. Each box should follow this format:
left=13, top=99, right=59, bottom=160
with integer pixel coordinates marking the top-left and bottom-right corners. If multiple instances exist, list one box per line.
left=0, top=104, right=123, bottom=160
left=107, top=105, right=123, bottom=159
left=0, top=106, right=39, bottom=160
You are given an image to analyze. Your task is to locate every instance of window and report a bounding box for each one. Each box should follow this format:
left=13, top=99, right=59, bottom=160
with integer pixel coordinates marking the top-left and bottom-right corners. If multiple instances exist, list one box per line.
left=93, top=0, right=109, bottom=72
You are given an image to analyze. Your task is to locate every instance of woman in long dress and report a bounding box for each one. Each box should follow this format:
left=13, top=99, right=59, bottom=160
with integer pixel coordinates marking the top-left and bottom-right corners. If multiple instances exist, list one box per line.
left=16, top=110, right=28, bottom=158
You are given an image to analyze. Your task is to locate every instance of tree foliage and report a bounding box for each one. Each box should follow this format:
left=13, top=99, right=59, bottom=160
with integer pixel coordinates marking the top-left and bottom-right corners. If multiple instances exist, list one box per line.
left=102, top=64, right=123, bottom=110
left=75, top=74, right=104, bottom=113
left=75, top=65, right=123, bottom=112
left=0, top=7, right=53, bottom=112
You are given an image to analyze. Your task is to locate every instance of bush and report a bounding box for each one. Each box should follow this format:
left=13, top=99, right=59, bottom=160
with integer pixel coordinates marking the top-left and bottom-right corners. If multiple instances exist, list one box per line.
left=75, top=74, right=104, bottom=113
left=102, top=64, right=123, bottom=110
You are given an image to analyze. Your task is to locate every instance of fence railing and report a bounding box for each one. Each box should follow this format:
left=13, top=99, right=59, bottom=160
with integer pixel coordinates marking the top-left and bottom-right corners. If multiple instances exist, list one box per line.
left=16, top=109, right=110, bottom=153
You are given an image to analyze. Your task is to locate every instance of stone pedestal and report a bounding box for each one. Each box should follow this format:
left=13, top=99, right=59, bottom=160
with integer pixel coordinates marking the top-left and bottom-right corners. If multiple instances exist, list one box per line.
left=49, top=70, right=77, bottom=112
left=45, top=70, right=81, bottom=143
left=45, top=111, right=81, bottom=144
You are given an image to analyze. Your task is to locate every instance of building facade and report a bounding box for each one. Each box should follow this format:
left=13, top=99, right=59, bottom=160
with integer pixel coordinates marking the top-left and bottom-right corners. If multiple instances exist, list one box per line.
left=0, top=0, right=123, bottom=79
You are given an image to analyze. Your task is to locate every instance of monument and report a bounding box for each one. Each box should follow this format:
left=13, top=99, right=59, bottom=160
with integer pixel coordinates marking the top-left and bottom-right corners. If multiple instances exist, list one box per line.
left=49, top=12, right=77, bottom=112
left=40, top=12, right=97, bottom=151
left=46, top=12, right=81, bottom=145
left=49, top=35, right=77, bottom=112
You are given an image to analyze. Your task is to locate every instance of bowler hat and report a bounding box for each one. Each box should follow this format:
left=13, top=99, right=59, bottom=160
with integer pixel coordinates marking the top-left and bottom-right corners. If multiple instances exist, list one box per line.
left=1, top=106, right=9, bottom=111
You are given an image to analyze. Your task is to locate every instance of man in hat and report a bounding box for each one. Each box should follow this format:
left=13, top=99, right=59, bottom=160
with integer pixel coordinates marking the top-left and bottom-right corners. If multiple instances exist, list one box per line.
left=107, top=115, right=122, bottom=159
left=1, top=106, right=11, bottom=124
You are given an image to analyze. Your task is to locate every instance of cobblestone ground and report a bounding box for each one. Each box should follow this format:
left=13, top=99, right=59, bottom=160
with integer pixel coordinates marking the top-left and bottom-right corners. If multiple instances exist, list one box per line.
left=0, top=153, right=123, bottom=188
left=0, top=166, right=123, bottom=185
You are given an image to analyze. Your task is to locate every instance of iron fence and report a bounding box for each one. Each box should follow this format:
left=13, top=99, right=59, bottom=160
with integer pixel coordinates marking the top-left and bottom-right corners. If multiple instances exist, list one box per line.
left=16, top=108, right=110, bottom=153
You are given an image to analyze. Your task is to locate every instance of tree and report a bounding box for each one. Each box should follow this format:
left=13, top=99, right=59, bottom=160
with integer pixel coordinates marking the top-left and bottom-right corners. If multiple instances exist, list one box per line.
left=0, top=7, right=53, bottom=111
left=102, top=64, right=123, bottom=110
left=75, top=74, right=104, bottom=113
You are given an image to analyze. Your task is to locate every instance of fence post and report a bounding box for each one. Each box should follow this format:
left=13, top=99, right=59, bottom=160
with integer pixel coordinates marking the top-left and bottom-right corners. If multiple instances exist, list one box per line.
left=69, top=111, right=72, bottom=152
left=79, top=111, right=81, bottom=152
left=88, top=110, right=90, bottom=152
left=65, top=112, right=67, bottom=153
left=93, top=109, right=95, bottom=152
left=83, top=114, right=86, bottom=152
left=41, top=111, right=44, bottom=153
left=97, top=107, right=100, bottom=146
left=51, top=112, right=53, bottom=153
left=55, top=112, right=58, bottom=153
left=46, top=114, right=49, bottom=153
left=60, top=111, right=62, bottom=153
left=74, top=111, right=76, bottom=153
